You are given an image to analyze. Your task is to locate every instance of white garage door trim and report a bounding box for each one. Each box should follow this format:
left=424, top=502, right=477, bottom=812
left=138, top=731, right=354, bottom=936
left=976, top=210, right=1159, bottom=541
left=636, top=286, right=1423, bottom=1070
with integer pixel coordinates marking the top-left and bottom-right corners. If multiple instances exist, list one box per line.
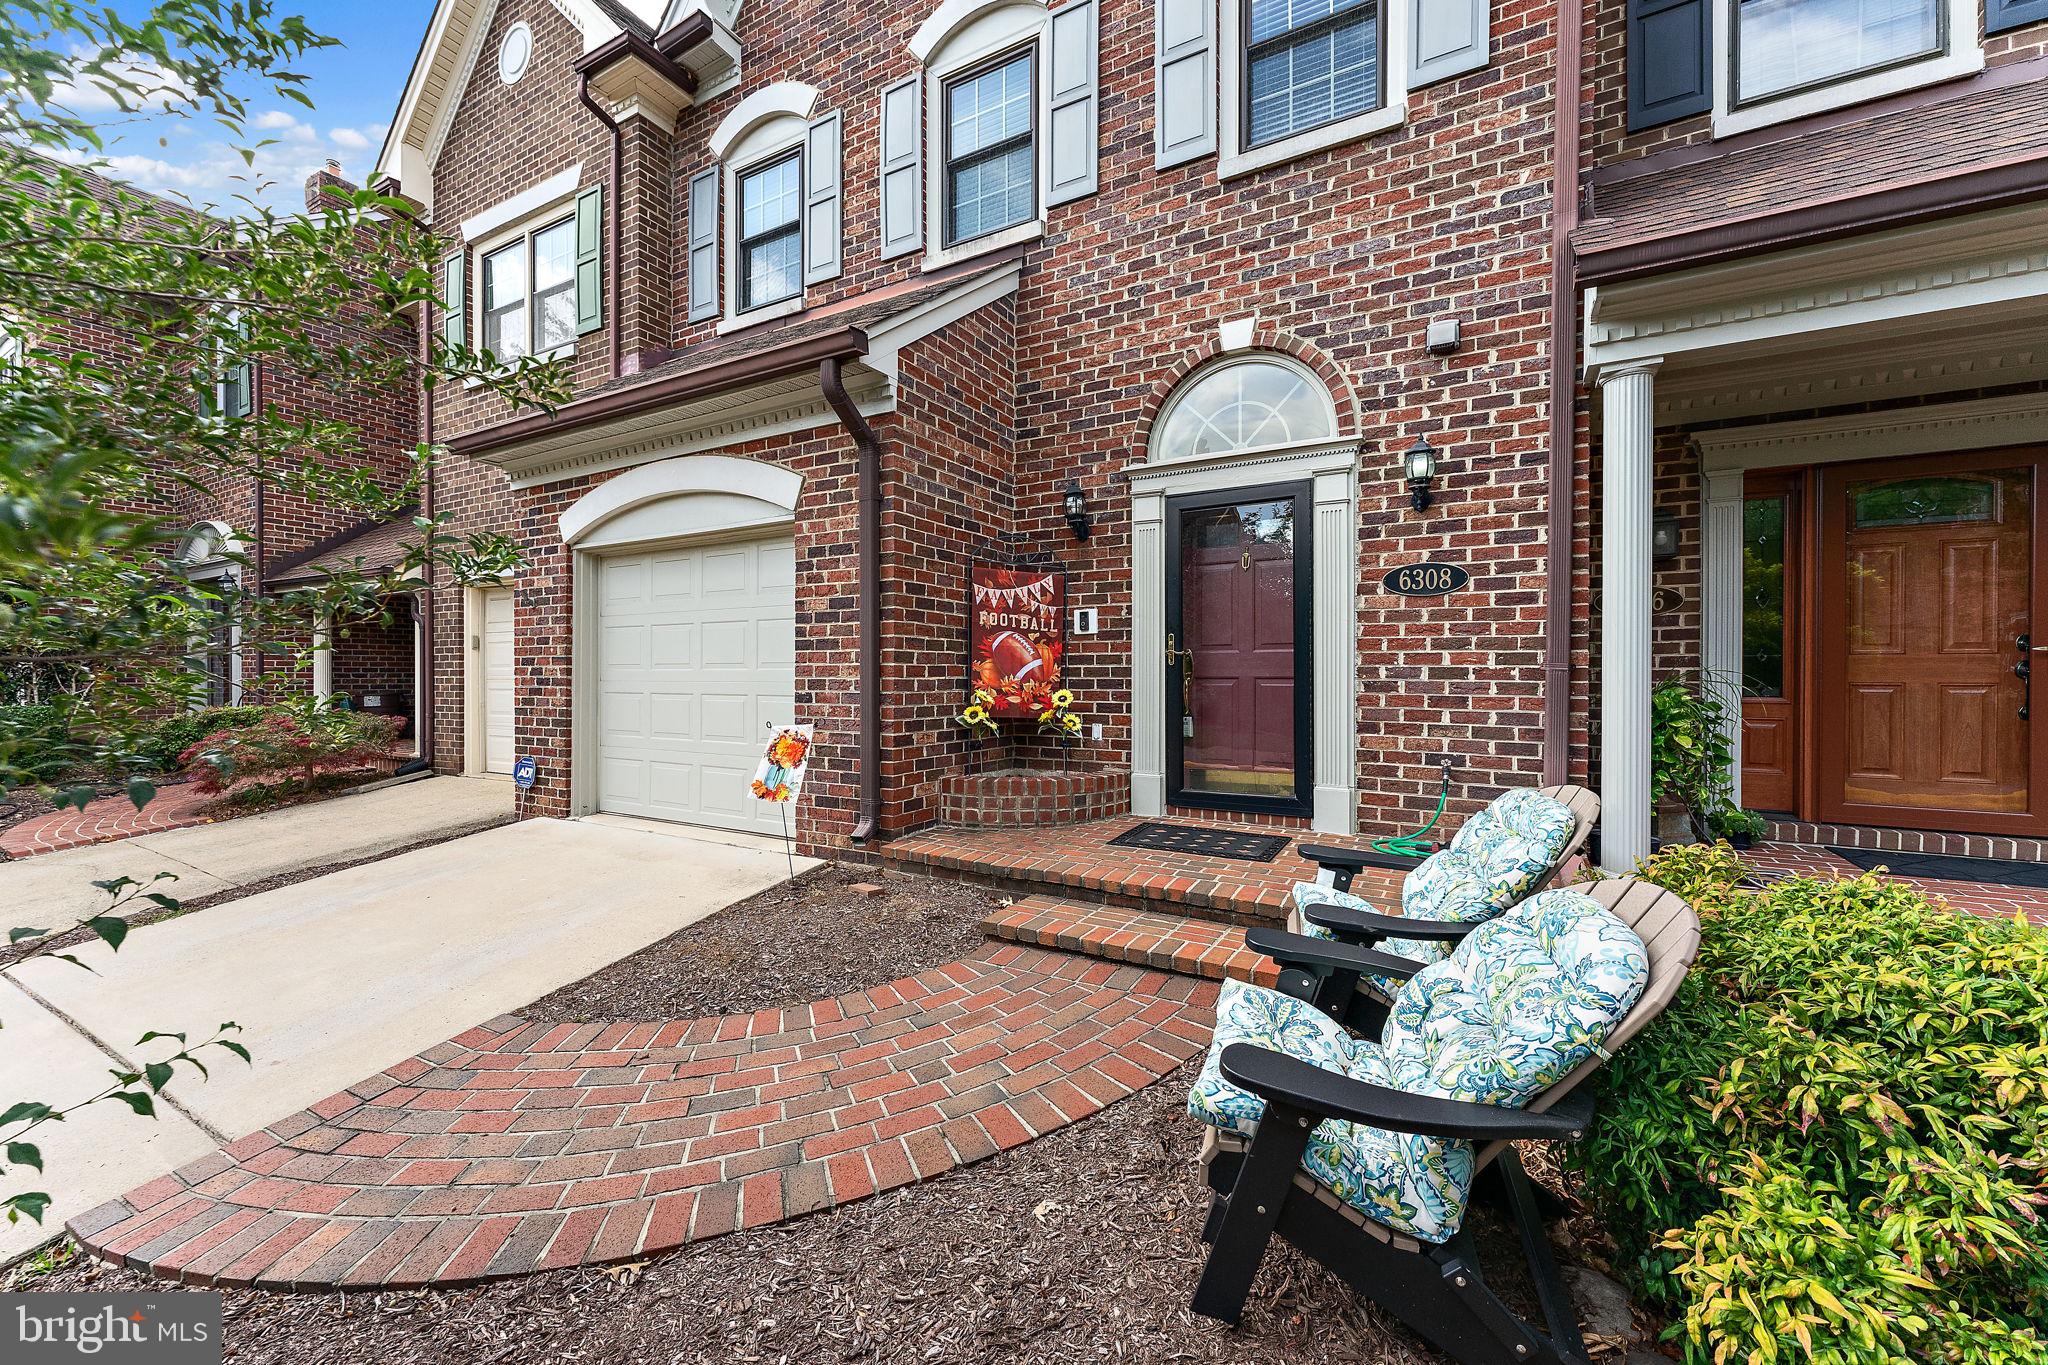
left=565, top=454, right=802, bottom=830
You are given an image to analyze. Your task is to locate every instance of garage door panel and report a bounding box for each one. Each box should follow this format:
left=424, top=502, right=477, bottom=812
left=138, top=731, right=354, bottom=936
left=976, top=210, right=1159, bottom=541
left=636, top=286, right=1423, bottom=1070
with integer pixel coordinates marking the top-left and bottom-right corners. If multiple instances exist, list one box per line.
left=481, top=588, right=516, bottom=776
left=702, top=620, right=750, bottom=669
left=758, top=618, right=795, bottom=668
left=595, top=532, right=796, bottom=834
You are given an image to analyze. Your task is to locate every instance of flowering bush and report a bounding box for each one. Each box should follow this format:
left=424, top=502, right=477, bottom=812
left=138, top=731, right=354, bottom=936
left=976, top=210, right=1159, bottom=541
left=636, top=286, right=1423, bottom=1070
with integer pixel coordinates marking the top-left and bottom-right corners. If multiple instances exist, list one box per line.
left=178, top=708, right=401, bottom=796
left=1569, top=846, right=2048, bottom=1364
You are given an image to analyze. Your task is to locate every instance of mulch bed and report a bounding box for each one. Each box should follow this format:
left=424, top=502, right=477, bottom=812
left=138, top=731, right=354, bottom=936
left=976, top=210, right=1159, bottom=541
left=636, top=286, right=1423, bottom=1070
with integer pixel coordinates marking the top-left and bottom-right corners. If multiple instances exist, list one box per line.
left=9, top=862, right=1637, bottom=1364
left=0, top=781, right=64, bottom=839
left=521, top=862, right=1002, bottom=1022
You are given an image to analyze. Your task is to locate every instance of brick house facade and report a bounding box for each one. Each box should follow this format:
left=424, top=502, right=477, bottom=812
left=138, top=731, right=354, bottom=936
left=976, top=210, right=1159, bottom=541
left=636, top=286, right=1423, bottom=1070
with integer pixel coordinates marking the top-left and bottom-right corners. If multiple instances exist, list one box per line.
left=371, top=0, right=2048, bottom=862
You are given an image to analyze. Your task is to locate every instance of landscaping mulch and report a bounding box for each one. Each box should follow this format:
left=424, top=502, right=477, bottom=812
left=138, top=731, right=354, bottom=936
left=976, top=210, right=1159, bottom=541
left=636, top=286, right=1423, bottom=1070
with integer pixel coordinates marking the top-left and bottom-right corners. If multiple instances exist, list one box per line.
left=0, top=781, right=63, bottom=840
left=521, top=862, right=1002, bottom=1021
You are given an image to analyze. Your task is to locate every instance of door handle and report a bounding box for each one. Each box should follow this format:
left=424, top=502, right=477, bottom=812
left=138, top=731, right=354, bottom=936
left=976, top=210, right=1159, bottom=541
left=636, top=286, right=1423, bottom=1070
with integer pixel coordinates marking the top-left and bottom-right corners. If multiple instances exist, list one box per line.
left=2018, top=634, right=2032, bottom=720
left=1166, top=632, right=1178, bottom=667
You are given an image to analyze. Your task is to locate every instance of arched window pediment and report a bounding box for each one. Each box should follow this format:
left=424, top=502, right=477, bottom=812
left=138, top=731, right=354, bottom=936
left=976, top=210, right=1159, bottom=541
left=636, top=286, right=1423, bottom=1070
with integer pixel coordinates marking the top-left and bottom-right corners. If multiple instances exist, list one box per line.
left=1149, top=356, right=1338, bottom=463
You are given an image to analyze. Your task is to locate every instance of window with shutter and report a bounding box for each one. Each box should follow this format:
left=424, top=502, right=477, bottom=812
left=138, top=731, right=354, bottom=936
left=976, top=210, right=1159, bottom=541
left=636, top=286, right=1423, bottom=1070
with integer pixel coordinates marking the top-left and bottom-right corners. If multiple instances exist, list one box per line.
left=804, top=111, right=844, bottom=284
left=1155, top=0, right=1218, bottom=167
left=1411, top=0, right=1490, bottom=87
left=441, top=252, right=465, bottom=352
left=1626, top=0, right=1711, bottom=129
left=879, top=76, right=924, bottom=258
left=1046, top=0, right=1099, bottom=204
left=574, top=184, right=604, bottom=336
left=687, top=167, right=720, bottom=323
left=1216, top=0, right=1413, bottom=175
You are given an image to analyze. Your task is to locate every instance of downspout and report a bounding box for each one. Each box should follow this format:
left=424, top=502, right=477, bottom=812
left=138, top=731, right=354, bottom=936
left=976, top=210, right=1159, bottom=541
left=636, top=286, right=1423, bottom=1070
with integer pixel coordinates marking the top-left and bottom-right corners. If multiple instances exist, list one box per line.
left=577, top=72, right=625, bottom=380
left=248, top=359, right=265, bottom=693
left=411, top=302, right=437, bottom=773
left=1542, top=0, right=1585, bottom=786
left=820, top=357, right=882, bottom=844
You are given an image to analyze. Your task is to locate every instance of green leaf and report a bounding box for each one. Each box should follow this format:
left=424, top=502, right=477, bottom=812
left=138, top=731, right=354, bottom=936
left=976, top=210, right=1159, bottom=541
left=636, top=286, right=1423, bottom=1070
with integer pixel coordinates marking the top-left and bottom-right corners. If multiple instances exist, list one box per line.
left=143, top=1061, right=173, bottom=1092
left=0, top=1101, right=55, bottom=1127
left=123, top=775, right=155, bottom=811
left=218, top=1041, right=251, bottom=1064
left=7, top=1140, right=43, bottom=1172
left=111, top=1091, right=155, bottom=1118
left=135, top=1030, right=185, bottom=1046
left=8, top=927, right=49, bottom=944
left=5, top=1192, right=51, bottom=1225
left=57, top=786, right=97, bottom=813
left=85, top=916, right=127, bottom=951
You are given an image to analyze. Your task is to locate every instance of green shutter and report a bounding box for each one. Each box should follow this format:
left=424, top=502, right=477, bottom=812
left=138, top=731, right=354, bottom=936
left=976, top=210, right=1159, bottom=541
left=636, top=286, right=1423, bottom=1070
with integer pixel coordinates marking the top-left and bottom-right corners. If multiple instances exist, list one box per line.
left=574, top=184, right=604, bottom=337
left=441, top=251, right=465, bottom=351
left=227, top=360, right=253, bottom=417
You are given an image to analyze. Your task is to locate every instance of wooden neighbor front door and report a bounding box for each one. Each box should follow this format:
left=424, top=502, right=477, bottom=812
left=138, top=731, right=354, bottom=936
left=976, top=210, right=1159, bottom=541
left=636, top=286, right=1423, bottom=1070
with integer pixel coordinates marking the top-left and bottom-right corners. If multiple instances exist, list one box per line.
left=1165, top=483, right=1313, bottom=816
left=1816, top=450, right=2047, bottom=835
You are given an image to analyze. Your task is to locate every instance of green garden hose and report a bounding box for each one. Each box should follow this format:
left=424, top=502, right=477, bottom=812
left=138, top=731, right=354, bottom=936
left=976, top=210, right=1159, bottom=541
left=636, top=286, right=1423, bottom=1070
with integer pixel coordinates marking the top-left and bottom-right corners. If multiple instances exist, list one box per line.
left=1372, top=762, right=1452, bottom=858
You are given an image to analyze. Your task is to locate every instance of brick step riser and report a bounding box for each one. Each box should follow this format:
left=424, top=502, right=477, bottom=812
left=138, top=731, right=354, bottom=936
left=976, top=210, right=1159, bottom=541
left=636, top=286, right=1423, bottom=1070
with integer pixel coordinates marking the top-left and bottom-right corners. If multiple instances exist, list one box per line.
left=1765, top=821, right=2048, bottom=864
left=880, top=851, right=1285, bottom=929
left=979, top=894, right=1280, bottom=989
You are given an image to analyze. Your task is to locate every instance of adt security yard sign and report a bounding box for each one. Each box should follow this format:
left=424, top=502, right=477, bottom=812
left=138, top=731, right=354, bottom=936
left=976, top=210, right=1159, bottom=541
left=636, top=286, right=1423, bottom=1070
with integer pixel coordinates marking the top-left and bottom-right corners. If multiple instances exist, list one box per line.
left=512, top=755, right=536, bottom=790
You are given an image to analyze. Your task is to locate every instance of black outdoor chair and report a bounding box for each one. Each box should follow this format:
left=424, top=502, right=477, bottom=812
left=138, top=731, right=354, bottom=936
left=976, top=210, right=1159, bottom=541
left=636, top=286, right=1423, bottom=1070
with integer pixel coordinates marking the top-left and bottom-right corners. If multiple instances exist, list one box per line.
left=1189, top=877, right=1699, bottom=1365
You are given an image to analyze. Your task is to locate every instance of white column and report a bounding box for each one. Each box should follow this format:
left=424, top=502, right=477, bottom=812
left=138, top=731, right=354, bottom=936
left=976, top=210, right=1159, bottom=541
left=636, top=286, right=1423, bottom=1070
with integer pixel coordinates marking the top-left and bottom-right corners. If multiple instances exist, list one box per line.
left=311, top=608, right=333, bottom=702
left=1312, top=468, right=1357, bottom=834
left=1129, top=491, right=1166, bottom=816
left=1598, top=360, right=1659, bottom=871
left=1701, top=466, right=1745, bottom=809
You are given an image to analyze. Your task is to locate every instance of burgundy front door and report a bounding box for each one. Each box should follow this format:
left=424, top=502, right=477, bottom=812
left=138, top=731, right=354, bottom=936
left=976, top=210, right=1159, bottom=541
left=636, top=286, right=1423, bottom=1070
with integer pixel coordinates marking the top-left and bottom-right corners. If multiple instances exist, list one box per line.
left=1166, top=484, right=1313, bottom=815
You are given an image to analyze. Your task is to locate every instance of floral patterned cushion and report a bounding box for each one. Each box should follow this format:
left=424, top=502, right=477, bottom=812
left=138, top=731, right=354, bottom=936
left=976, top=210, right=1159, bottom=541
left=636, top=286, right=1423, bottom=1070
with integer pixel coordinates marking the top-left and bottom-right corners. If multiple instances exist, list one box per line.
left=1190, top=888, right=1647, bottom=1244
left=1292, top=788, right=1578, bottom=993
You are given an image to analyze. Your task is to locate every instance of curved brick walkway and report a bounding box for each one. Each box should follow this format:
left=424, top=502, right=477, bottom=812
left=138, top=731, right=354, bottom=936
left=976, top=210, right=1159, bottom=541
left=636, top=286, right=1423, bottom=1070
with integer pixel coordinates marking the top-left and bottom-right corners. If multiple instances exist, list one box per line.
left=70, top=943, right=1217, bottom=1290
left=0, top=783, right=217, bottom=858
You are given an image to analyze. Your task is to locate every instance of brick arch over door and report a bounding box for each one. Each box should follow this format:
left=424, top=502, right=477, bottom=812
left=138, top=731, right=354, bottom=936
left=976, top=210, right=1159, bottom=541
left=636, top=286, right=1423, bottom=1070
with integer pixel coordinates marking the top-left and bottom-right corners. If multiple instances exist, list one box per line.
left=1128, top=327, right=1361, bottom=466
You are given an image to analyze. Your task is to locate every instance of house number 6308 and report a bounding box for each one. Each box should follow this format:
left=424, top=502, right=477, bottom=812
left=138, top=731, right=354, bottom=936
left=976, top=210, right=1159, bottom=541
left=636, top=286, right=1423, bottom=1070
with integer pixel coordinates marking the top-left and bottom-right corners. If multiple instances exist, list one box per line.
left=1380, top=562, right=1471, bottom=597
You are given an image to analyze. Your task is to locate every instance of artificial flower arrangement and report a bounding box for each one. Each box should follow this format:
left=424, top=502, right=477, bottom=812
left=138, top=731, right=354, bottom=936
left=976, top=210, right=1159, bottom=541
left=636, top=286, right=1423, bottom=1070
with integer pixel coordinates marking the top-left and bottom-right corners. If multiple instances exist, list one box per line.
left=954, top=688, right=1001, bottom=739
left=1038, top=689, right=1083, bottom=742
left=749, top=725, right=812, bottom=802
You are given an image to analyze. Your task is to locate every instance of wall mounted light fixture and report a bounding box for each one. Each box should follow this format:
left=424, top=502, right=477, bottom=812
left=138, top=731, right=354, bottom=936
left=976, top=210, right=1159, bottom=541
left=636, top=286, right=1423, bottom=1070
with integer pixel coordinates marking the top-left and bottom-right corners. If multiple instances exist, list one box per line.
left=1403, top=434, right=1439, bottom=514
left=1061, top=479, right=1093, bottom=541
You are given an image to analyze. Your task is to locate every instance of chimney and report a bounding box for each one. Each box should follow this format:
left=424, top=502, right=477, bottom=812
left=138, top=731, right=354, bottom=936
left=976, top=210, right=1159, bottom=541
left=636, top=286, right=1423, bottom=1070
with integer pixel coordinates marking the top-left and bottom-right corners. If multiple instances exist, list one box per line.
left=304, top=157, right=357, bottom=212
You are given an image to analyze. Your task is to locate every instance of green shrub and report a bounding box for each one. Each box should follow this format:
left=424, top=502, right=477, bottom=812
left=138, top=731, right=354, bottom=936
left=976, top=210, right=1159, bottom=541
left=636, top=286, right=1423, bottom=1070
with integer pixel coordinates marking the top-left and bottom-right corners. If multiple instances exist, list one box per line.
left=0, top=703, right=72, bottom=780
left=134, top=705, right=280, bottom=773
left=1570, top=848, right=2048, bottom=1364
left=180, top=708, right=400, bottom=795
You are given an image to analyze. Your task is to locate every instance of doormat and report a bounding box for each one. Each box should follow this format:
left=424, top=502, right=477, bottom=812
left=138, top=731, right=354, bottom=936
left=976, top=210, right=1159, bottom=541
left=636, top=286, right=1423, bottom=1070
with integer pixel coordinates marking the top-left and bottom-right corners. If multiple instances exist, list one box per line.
left=1108, top=821, right=1290, bottom=863
left=1827, top=846, right=2048, bottom=889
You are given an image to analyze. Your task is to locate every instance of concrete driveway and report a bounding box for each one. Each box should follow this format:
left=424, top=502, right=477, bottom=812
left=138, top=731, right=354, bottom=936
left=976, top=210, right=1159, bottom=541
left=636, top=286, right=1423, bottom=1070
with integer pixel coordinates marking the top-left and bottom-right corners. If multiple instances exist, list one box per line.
left=1, top=815, right=818, bottom=1263
left=2, top=774, right=514, bottom=926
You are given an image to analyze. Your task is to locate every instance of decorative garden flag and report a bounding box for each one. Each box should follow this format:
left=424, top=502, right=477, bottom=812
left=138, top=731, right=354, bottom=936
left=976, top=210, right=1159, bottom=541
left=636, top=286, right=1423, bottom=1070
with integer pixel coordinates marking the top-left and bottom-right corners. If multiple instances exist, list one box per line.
left=750, top=725, right=814, bottom=804
left=968, top=566, right=1066, bottom=718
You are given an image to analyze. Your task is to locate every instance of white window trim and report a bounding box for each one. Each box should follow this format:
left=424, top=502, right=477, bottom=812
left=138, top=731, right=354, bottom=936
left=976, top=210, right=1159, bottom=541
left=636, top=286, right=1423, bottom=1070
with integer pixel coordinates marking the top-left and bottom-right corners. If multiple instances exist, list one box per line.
left=458, top=164, right=582, bottom=244
left=719, top=116, right=811, bottom=334
left=1219, top=0, right=1410, bottom=179
left=210, top=307, right=247, bottom=419
left=922, top=3, right=1051, bottom=270
left=1710, top=0, right=1981, bottom=138
left=468, top=201, right=580, bottom=375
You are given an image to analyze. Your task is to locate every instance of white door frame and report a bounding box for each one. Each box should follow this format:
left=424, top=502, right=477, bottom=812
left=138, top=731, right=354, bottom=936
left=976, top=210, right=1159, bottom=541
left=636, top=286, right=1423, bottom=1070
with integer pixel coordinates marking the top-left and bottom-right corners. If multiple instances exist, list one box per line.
left=1127, top=440, right=1360, bottom=834
left=558, top=454, right=804, bottom=819
left=462, top=581, right=514, bottom=777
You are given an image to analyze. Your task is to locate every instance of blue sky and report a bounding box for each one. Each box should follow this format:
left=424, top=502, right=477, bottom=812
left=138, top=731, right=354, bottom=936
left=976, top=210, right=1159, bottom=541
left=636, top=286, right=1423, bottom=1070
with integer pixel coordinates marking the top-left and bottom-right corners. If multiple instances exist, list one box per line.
left=64, top=2, right=430, bottom=213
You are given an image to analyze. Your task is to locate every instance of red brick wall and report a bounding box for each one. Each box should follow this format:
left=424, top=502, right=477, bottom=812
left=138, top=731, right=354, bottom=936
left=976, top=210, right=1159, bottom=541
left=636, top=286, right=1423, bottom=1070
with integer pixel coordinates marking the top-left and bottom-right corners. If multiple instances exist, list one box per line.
left=418, top=0, right=1571, bottom=844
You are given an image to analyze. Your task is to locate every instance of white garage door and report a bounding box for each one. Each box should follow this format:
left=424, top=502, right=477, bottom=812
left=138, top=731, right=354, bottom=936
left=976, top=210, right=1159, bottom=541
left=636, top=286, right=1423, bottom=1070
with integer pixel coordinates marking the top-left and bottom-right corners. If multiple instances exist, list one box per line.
left=594, top=533, right=797, bottom=834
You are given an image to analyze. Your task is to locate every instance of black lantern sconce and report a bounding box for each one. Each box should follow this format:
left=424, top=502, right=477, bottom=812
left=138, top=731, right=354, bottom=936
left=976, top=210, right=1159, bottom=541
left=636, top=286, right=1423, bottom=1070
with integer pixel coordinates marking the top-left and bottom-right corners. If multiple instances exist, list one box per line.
left=1652, top=511, right=1681, bottom=561
left=1403, top=434, right=1439, bottom=514
left=1061, top=479, right=1093, bottom=541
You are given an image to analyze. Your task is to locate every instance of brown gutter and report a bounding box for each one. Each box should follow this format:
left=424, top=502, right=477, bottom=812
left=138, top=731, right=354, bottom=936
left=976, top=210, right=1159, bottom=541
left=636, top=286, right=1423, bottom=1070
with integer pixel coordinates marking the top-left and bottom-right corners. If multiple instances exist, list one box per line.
left=571, top=20, right=707, bottom=94
left=1542, top=0, right=1584, bottom=787
left=1576, top=152, right=2048, bottom=287
left=448, top=326, right=872, bottom=460
left=419, top=305, right=436, bottom=769
left=247, top=357, right=266, bottom=684
left=819, top=357, right=883, bottom=845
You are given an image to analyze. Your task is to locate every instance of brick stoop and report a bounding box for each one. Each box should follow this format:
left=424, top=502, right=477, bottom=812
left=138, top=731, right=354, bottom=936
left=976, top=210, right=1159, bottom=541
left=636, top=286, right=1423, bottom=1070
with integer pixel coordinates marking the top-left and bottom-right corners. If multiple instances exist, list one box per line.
left=884, top=815, right=1402, bottom=926
left=984, top=895, right=1280, bottom=987
left=69, top=943, right=1217, bottom=1291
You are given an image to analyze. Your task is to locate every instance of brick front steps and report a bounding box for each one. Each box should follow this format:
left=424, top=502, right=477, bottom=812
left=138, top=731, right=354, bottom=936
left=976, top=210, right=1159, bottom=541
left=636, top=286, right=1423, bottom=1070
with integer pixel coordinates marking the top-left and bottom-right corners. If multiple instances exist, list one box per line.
left=0, top=783, right=217, bottom=858
left=69, top=943, right=1216, bottom=1291
left=885, top=815, right=1402, bottom=925
left=984, top=895, right=1279, bottom=987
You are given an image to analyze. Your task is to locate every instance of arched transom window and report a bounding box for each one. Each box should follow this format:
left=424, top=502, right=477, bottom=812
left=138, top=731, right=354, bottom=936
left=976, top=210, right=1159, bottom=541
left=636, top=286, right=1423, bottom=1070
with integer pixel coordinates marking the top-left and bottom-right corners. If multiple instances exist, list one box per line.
left=1151, top=357, right=1336, bottom=461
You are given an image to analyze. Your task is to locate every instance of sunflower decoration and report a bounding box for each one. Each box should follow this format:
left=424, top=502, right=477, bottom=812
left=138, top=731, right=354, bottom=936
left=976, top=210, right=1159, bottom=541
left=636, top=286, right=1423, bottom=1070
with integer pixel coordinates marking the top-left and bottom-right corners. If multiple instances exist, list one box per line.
left=1038, top=688, right=1085, bottom=744
left=955, top=687, right=1001, bottom=739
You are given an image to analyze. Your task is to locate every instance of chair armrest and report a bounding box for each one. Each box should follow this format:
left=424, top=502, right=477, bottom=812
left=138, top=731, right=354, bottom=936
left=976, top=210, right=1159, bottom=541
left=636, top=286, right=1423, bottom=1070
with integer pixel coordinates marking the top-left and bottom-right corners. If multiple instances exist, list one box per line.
left=1298, top=842, right=1428, bottom=875
left=1218, top=1043, right=1598, bottom=1142
left=1243, top=926, right=1427, bottom=982
left=1300, top=900, right=1476, bottom=943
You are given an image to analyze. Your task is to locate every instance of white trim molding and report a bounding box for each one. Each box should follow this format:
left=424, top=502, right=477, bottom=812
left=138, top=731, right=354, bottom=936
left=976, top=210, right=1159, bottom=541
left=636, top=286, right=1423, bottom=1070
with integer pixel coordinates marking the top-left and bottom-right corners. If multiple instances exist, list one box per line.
left=1710, top=0, right=1981, bottom=139
left=1218, top=0, right=1409, bottom=178
left=709, top=82, right=821, bottom=159
left=1126, top=435, right=1361, bottom=834
left=1693, top=391, right=2048, bottom=472
left=919, top=0, right=1052, bottom=270
left=559, top=453, right=802, bottom=545
left=459, top=164, right=583, bottom=244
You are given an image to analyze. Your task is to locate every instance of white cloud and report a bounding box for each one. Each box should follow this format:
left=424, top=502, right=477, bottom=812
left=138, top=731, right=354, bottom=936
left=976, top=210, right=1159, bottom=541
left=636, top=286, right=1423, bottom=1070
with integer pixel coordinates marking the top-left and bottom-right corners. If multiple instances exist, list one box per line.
left=329, top=127, right=371, bottom=150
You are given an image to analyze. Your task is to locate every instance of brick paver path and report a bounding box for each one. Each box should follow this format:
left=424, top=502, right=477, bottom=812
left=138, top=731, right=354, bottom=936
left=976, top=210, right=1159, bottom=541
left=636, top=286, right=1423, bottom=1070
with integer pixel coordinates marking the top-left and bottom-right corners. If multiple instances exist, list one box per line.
left=71, top=943, right=1217, bottom=1290
left=0, top=783, right=217, bottom=858
left=984, top=895, right=1282, bottom=987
